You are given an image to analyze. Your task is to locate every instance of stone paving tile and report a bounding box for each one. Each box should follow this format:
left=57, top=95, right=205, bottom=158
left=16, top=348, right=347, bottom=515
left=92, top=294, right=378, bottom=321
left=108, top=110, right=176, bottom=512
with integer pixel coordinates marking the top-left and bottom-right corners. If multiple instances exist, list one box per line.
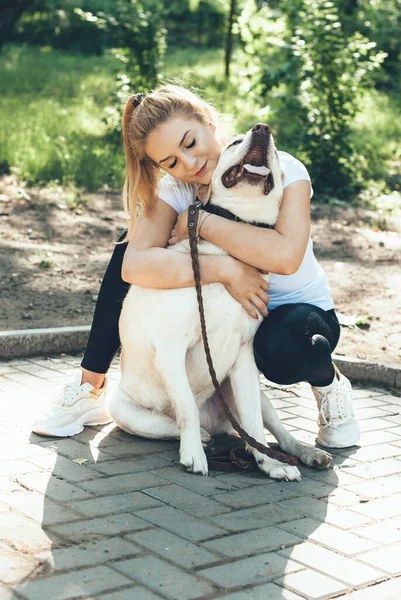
left=142, top=483, right=230, bottom=517
left=340, top=458, right=401, bottom=480
left=345, top=473, right=401, bottom=498
left=279, top=496, right=372, bottom=529
left=351, top=515, right=401, bottom=544
left=214, top=583, right=304, bottom=599
left=276, top=569, right=350, bottom=599
left=349, top=492, right=401, bottom=519
left=0, top=511, right=54, bottom=553
left=359, top=430, right=401, bottom=445
left=35, top=438, right=113, bottom=464
left=26, top=453, right=107, bottom=482
left=199, top=552, right=303, bottom=588
left=34, top=538, right=141, bottom=572
left=276, top=518, right=377, bottom=555
left=0, top=548, right=38, bottom=585
left=15, top=471, right=95, bottom=502
left=96, top=589, right=162, bottom=600
left=2, top=354, right=401, bottom=600
left=207, top=503, right=297, bottom=533
left=279, top=541, right=387, bottom=588
left=113, top=556, right=215, bottom=599
left=151, top=466, right=242, bottom=494
left=68, top=490, right=164, bottom=517
left=0, top=443, right=55, bottom=462
left=2, top=488, right=82, bottom=525
left=0, top=459, right=43, bottom=478
left=337, top=443, right=401, bottom=462
left=77, top=471, right=166, bottom=496
left=214, top=484, right=308, bottom=509
left=127, top=528, right=220, bottom=569
left=0, top=582, right=14, bottom=600
left=86, top=454, right=172, bottom=475
left=134, top=505, right=227, bottom=541
left=357, top=543, right=401, bottom=576
left=336, top=577, right=401, bottom=599
left=49, top=513, right=150, bottom=541
left=12, top=565, right=133, bottom=600
left=202, top=525, right=303, bottom=558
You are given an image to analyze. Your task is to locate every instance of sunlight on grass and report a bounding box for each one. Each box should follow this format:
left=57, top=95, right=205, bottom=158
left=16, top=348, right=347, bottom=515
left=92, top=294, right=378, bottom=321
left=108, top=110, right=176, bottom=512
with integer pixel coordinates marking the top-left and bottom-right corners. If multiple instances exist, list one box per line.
left=1, top=43, right=400, bottom=199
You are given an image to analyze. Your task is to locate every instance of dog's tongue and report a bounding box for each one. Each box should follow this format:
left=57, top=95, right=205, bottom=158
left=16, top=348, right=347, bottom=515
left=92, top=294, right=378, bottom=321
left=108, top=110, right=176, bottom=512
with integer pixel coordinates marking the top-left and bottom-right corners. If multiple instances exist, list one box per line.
left=243, top=164, right=270, bottom=177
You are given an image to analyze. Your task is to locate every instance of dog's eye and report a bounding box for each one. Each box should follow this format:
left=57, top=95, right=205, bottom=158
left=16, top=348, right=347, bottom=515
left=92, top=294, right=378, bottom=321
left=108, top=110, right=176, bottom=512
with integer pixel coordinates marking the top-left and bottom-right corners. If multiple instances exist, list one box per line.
left=231, top=139, right=243, bottom=146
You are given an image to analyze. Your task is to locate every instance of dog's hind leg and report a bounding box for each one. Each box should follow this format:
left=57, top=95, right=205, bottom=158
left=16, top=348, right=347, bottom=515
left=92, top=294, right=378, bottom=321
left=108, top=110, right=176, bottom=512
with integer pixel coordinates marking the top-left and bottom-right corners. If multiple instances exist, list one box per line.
left=228, top=344, right=302, bottom=481
left=154, top=346, right=208, bottom=475
left=108, top=385, right=180, bottom=439
left=260, top=392, right=332, bottom=469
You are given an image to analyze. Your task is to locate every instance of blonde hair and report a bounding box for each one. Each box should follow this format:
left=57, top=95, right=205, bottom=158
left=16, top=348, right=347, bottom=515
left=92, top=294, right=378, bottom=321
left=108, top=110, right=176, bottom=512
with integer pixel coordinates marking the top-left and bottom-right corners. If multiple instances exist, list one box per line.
left=122, top=84, right=218, bottom=239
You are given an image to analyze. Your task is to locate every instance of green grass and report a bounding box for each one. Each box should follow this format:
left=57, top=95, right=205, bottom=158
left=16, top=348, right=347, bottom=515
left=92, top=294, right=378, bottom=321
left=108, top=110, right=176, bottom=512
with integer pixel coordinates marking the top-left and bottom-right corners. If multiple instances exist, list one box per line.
left=1, top=43, right=400, bottom=203
left=0, top=44, right=124, bottom=189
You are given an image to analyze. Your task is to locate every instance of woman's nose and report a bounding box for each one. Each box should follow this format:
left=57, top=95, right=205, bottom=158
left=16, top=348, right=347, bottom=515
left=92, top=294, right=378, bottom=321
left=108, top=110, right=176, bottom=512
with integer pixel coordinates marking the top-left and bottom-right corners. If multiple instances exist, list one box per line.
left=181, top=152, right=197, bottom=169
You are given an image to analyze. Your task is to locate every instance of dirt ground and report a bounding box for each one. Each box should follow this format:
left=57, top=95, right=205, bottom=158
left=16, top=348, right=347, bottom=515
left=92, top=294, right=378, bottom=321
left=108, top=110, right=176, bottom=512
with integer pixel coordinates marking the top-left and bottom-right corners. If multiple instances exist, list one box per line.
left=1, top=174, right=400, bottom=367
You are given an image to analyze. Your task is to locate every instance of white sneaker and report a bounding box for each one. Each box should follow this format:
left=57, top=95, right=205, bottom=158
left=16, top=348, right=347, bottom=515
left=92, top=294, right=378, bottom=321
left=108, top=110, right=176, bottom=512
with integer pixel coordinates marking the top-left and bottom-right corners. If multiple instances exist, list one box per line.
left=312, top=366, right=361, bottom=448
left=32, top=372, right=112, bottom=437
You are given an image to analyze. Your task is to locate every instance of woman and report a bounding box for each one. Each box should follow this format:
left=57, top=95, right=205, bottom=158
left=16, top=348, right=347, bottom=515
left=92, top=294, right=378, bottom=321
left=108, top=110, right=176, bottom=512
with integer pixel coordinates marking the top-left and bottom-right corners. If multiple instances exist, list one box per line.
left=32, top=84, right=360, bottom=449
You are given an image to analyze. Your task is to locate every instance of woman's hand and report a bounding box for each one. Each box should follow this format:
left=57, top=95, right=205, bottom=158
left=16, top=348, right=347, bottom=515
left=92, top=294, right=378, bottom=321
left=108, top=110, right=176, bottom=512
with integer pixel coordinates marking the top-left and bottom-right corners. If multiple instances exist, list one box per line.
left=222, top=257, right=269, bottom=319
left=168, top=208, right=190, bottom=245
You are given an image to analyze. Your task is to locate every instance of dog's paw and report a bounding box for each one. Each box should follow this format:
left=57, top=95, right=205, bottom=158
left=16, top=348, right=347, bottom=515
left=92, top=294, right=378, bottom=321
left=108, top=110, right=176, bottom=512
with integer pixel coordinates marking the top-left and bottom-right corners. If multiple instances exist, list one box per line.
left=200, top=427, right=212, bottom=447
left=258, top=459, right=302, bottom=482
left=298, top=445, right=332, bottom=469
left=180, top=441, right=208, bottom=476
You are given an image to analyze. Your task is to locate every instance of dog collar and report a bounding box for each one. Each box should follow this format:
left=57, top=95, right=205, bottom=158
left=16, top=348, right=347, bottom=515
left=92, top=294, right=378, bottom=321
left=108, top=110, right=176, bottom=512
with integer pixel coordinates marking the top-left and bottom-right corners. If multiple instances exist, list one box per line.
left=200, top=200, right=273, bottom=229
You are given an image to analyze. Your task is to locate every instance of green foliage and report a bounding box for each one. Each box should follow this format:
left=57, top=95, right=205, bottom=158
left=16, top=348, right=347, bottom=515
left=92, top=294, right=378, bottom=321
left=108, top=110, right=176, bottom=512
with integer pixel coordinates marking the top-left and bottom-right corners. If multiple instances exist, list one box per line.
left=290, top=1, right=386, bottom=198
left=237, top=0, right=386, bottom=199
left=164, top=0, right=228, bottom=48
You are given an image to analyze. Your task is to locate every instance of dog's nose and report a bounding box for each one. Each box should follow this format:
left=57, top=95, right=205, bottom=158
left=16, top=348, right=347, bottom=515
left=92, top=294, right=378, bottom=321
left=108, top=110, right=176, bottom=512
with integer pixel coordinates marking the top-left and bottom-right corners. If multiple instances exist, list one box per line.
left=252, top=123, right=271, bottom=135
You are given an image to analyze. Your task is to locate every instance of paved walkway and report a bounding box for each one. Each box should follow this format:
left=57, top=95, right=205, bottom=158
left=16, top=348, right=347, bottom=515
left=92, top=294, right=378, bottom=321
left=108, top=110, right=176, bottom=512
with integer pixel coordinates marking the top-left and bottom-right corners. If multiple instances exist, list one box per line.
left=1, top=355, right=401, bottom=600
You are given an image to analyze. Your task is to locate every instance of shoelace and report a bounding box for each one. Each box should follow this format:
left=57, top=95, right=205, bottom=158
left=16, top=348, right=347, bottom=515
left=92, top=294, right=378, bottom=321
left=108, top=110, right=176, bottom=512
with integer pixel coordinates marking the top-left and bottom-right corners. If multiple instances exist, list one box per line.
left=51, top=382, right=82, bottom=407
left=318, top=380, right=355, bottom=429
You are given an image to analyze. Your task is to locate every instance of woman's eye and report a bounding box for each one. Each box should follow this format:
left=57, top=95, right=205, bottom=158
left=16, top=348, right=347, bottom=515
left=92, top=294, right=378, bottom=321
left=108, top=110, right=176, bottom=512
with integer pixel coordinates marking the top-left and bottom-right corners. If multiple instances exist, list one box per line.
left=186, top=138, right=196, bottom=149
left=168, top=159, right=177, bottom=169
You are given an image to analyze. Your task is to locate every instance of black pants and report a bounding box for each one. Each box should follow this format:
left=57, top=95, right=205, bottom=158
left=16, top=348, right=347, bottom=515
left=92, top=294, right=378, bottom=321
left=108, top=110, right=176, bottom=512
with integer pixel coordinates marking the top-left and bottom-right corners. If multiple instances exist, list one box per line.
left=81, top=236, right=340, bottom=387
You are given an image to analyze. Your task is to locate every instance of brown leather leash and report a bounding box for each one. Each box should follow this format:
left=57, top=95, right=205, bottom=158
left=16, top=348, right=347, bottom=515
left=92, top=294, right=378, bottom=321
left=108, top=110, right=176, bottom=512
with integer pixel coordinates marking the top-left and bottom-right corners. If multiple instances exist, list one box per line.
left=187, top=200, right=297, bottom=468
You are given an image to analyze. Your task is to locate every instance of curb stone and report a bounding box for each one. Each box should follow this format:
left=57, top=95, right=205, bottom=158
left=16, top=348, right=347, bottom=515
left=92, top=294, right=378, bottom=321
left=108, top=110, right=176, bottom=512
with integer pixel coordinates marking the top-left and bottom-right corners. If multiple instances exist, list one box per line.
left=0, top=326, right=400, bottom=391
left=0, top=326, right=90, bottom=360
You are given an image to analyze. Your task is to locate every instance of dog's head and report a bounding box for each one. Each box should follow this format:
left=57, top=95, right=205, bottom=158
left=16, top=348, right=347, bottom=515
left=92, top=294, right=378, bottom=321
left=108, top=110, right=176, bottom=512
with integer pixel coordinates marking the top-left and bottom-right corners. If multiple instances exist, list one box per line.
left=199, top=123, right=283, bottom=226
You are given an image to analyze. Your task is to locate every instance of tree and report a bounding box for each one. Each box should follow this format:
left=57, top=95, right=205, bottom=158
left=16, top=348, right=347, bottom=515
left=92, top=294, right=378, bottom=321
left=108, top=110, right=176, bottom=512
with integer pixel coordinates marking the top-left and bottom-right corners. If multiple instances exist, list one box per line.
left=225, top=0, right=236, bottom=78
left=0, top=0, right=35, bottom=50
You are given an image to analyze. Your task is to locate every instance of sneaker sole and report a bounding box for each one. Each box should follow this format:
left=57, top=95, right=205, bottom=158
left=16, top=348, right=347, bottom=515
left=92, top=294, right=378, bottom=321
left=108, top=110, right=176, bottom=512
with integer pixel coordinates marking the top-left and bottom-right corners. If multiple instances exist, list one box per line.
left=32, top=408, right=113, bottom=438
left=317, top=428, right=361, bottom=449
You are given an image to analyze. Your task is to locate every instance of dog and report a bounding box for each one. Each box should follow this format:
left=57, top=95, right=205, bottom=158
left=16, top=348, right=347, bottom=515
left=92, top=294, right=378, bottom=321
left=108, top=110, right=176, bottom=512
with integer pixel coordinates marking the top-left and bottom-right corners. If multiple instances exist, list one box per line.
left=108, top=123, right=332, bottom=480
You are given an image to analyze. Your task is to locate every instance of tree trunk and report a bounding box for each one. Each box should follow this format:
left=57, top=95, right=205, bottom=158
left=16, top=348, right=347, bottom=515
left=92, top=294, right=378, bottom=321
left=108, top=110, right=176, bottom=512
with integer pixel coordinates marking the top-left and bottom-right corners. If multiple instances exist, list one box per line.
left=224, top=0, right=236, bottom=79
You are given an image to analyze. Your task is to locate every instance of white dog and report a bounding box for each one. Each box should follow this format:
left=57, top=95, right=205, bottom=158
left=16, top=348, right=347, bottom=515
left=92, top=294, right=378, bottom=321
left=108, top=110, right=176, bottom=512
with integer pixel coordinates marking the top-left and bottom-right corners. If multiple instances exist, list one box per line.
left=108, top=123, right=332, bottom=480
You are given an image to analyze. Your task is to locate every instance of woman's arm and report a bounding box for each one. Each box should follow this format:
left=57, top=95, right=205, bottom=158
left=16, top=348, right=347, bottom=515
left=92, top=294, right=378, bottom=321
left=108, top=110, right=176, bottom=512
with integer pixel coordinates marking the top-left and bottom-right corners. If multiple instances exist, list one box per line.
left=170, top=180, right=311, bottom=275
left=121, top=198, right=270, bottom=318
left=122, top=198, right=228, bottom=288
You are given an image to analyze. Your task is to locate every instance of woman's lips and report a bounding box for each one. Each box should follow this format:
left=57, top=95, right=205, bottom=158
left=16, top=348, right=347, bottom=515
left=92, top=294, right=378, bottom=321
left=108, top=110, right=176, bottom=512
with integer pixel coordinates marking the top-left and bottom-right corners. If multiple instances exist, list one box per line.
left=194, top=161, right=207, bottom=177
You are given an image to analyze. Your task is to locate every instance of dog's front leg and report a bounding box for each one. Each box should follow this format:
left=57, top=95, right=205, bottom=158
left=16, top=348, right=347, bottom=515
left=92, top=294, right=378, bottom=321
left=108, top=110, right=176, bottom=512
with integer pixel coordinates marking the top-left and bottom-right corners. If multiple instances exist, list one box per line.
left=260, top=392, right=332, bottom=469
left=228, top=344, right=301, bottom=481
left=155, top=347, right=209, bottom=475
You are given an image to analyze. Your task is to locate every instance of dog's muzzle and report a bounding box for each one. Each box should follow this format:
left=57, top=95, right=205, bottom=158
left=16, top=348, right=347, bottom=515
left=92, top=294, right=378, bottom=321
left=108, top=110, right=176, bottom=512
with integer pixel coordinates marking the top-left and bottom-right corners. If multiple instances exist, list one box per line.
left=222, top=123, right=275, bottom=195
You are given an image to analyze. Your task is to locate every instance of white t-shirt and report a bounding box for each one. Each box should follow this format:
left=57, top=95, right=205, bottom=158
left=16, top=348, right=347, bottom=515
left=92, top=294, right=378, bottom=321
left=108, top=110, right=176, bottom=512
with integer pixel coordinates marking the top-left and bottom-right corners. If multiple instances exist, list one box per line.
left=158, top=151, right=334, bottom=311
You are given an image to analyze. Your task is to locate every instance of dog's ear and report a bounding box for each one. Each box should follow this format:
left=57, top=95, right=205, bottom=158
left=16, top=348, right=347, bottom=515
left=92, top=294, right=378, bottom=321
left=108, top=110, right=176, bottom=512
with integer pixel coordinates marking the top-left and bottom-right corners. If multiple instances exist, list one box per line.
left=197, top=183, right=212, bottom=205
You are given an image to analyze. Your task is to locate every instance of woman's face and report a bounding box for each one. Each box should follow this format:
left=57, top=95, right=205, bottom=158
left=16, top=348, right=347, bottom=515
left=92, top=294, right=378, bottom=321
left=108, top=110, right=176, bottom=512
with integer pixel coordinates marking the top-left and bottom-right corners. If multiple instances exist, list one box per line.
left=145, top=116, right=224, bottom=185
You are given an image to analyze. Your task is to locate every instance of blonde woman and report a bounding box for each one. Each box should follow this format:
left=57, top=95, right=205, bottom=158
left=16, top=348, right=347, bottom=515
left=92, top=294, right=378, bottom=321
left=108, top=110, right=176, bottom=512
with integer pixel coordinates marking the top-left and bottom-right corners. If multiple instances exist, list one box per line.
left=33, top=85, right=360, bottom=449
